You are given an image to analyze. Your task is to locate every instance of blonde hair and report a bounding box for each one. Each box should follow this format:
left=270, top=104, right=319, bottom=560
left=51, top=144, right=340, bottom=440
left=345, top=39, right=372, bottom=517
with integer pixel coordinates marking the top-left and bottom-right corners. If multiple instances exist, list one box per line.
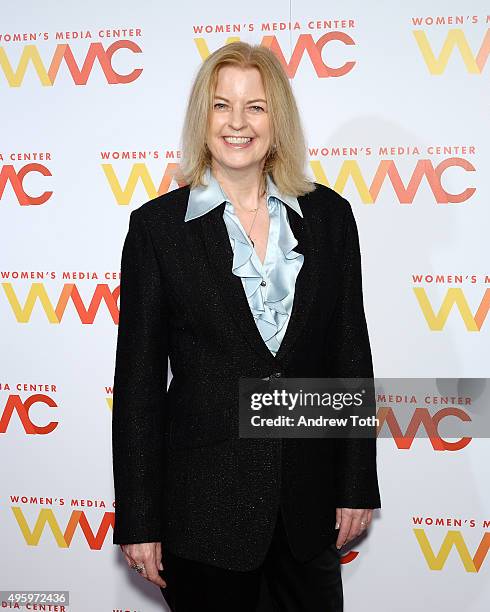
left=179, top=41, right=315, bottom=197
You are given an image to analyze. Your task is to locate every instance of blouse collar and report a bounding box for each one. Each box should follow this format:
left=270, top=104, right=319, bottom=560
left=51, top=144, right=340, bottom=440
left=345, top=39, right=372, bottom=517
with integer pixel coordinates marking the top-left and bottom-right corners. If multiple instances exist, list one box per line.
left=185, top=166, right=303, bottom=222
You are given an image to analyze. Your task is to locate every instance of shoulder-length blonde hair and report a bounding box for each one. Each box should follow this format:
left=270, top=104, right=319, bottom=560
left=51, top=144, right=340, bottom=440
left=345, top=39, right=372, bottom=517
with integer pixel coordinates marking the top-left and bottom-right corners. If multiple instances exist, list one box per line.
left=179, top=41, right=315, bottom=197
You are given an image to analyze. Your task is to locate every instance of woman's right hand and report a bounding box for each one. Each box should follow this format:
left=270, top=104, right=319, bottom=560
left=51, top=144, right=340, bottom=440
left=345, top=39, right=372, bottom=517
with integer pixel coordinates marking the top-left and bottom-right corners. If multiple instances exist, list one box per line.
left=120, top=541, right=167, bottom=588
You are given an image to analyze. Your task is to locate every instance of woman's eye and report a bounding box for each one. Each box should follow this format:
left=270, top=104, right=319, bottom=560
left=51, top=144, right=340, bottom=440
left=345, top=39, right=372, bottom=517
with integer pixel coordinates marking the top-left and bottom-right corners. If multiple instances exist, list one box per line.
left=213, top=103, right=265, bottom=112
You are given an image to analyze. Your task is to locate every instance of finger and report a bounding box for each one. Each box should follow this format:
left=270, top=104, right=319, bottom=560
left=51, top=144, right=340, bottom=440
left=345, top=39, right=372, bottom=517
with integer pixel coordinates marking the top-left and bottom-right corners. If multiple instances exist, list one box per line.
left=128, top=561, right=163, bottom=587
left=145, top=559, right=167, bottom=588
left=335, top=508, right=341, bottom=530
left=348, top=509, right=373, bottom=544
left=357, top=509, right=372, bottom=533
left=345, top=511, right=364, bottom=543
left=157, top=541, right=164, bottom=571
left=360, top=510, right=370, bottom=531
left=336, top=509, right=352, bottom=549
left=127, top=556, right=146, bottom=573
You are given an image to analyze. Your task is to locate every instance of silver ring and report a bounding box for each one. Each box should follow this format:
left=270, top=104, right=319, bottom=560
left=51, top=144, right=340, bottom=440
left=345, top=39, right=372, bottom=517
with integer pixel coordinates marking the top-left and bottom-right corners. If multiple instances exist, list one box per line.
left=131, top=563, right=145, bottom=574
left=360, top=521, right=367, bottom=526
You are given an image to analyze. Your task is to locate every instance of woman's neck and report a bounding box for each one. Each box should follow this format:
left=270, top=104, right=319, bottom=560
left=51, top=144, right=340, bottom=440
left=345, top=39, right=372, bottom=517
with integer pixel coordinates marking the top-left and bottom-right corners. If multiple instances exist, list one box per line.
left=211, top=164, right=267, bottom=208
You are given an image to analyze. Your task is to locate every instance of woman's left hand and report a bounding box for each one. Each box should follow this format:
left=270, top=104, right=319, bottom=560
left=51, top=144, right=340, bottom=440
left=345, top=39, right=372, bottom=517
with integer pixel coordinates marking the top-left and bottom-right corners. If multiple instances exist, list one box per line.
left=335, top=507, right=373, bottom=549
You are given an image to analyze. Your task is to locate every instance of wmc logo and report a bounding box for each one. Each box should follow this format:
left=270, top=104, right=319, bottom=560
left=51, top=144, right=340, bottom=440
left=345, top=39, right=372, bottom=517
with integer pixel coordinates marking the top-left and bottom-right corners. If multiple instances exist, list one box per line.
left=309, top=158, right=476, bottom=204
left=1, top=395, right=59, bottom=434
left=97, top=157, right=476, bottom=206
left=334, top=519, right=490, bottom=569
left=1, top=392, right=112, bottom=434
left=0, top=41, right=143, bottom=87
left=101, top=161, right=184, bottom=205
left=376, top=407, right=472, bottom=451
left=413, top=28, right=490, bottom=74
left=1, top=283, right=120, bottom=324
left=0, top=164, right=53, bottom=205
left=11, top=505, right=114, bottom=549
left=414, top=528, right=490, bottom=572
left=194, top=34, right=356, bottom=78
left=414, top=288, right=490, bottom=331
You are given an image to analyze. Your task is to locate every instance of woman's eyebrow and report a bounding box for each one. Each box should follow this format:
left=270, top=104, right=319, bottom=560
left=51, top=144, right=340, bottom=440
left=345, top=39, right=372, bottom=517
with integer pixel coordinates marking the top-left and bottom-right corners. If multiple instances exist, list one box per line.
left=214, top=95, right=267, bottom=104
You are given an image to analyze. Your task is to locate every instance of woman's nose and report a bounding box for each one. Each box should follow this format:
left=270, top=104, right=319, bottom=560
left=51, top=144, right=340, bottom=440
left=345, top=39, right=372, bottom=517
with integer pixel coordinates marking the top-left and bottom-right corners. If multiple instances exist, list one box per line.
left=228, top=107, right=247, bottom=130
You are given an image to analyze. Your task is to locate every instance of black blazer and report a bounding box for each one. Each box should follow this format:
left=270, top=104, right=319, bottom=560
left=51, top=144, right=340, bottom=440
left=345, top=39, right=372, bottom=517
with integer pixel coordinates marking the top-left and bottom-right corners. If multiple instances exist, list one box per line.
left=111, top=181, right=381, bottom=571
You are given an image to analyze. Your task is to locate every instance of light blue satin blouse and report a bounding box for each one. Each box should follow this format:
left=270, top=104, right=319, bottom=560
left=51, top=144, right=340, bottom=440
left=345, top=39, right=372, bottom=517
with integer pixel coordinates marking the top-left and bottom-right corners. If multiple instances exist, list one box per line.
left=185, top=167, right=304, bottom=356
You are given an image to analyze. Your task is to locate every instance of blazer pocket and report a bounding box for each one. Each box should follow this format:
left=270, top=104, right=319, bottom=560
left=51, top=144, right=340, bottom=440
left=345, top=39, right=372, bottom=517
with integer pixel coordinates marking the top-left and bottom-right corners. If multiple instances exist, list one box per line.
left=168, top=408, right=234, bottom=450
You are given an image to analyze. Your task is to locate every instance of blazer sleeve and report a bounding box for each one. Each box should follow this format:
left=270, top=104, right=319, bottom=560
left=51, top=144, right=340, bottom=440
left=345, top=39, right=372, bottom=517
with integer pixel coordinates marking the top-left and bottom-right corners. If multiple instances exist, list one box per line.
left=326, top=198, right=381, bottom=509
left=112, top=209, right=169, bottom=544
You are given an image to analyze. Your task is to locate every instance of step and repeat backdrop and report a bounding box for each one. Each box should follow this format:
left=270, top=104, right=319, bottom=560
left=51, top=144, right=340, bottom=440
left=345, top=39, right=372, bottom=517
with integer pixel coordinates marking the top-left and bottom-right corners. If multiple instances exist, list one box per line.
left=2, top=1, right=489, bottom=610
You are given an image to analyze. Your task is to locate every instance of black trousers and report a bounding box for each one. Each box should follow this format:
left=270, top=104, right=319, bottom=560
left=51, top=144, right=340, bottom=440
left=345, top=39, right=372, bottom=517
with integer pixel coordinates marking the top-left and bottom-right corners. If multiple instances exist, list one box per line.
left=159, top=507, right=343, bottom=611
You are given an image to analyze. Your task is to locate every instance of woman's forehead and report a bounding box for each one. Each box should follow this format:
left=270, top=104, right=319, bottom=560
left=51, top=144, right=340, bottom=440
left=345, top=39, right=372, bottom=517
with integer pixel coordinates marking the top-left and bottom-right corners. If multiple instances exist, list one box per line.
left=213, top=66, right=266, bottom=97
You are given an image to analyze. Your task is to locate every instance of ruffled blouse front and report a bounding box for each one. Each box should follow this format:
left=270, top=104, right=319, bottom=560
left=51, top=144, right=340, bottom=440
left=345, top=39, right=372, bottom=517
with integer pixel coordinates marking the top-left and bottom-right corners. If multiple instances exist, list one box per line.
left=222, top=197, right=304, bottom=356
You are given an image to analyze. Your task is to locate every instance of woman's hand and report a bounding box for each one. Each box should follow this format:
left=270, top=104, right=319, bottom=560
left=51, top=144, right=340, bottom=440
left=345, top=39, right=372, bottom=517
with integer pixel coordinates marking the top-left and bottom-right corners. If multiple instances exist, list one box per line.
left=335, top=508, right=373, bottom=549
left=120, top=542, right=167, bottom=588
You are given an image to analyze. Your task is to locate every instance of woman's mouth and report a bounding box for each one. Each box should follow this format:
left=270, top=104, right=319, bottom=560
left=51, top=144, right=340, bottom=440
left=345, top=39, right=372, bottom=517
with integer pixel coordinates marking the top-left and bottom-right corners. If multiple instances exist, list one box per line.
left=222, top=136, right=254, bottom=148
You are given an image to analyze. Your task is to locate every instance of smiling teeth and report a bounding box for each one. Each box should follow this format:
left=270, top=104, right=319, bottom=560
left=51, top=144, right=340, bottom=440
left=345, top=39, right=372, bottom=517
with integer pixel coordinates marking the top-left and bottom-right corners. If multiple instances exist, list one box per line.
left=224, top=137, right=252, bottom=144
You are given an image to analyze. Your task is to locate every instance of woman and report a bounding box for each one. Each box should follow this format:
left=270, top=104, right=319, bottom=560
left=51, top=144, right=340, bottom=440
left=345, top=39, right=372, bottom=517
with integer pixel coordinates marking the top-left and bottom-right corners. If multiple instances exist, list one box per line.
left=112, top=41, right=381, bottom=611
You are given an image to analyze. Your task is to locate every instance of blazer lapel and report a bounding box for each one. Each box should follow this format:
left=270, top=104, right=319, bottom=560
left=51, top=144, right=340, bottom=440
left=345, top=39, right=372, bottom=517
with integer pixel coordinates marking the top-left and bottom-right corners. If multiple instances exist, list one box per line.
left=274, top=203, right=317, bottom=363
left=196, top=198, right=318, bottom=366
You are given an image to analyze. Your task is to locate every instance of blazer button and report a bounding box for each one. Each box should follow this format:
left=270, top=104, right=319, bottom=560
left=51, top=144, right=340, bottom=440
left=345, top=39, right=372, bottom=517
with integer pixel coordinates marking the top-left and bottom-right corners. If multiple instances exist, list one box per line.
left=261, top=372, right=283, bottom=381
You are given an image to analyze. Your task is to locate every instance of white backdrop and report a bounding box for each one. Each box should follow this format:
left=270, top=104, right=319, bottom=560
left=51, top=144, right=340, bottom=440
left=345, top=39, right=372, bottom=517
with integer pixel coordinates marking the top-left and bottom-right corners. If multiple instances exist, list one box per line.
left=2, top=1, right=489, bottom=610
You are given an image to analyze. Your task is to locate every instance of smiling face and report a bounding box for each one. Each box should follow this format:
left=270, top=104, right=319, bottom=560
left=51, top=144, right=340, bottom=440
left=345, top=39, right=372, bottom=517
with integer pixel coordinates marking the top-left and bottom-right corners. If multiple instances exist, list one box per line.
left=206, top=64, right=272, bottom=176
